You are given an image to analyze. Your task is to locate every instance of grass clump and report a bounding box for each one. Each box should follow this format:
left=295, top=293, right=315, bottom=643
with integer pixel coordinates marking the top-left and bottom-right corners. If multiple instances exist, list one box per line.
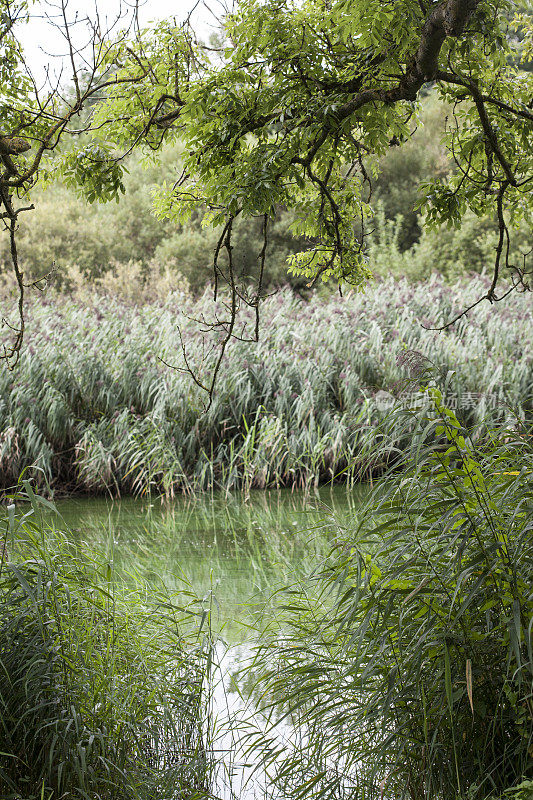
left=246, top=387, right=533, bottom=800
left=0, top=485, right=211, bottom=800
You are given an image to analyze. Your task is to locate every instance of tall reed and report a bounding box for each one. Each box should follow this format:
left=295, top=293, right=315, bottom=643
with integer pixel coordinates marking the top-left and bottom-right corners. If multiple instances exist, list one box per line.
left=1, top=275, right=531, bottom=496
left=0, top=484, right=212, bottom=799
left=244, top=386, right=533, bottom=800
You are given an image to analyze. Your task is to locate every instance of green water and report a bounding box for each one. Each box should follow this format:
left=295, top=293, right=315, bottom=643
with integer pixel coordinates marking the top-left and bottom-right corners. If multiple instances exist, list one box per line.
left=46, top=486, right=367, bottom=640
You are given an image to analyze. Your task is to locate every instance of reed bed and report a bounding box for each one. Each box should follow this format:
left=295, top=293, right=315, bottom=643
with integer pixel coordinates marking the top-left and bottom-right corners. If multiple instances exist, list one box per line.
left=0, top=275, right=531, bottom=496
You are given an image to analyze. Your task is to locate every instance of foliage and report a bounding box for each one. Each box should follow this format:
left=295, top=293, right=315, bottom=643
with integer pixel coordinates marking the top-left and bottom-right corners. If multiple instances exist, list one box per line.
left=0, top=1, right=32, bottom=131
left=0, top=276, right=531, bottom=497
left=3, top=157, right=530, bottom=291
left=368, top=205, right=533, bottom=282
left=0, top=484, right=211, bottom=799
left=370, top=93, right=452, bottom=251
left=59, top=143, right=128, bottom=204
left=500, top=780, right=533, bottom=800
left=0, top=82, right=528, bottom=298
left=245, top=390, right=533, bottom=800
left=2, top=0, right=532, bottom=370
left=0, top=0, right=152, bottom=363
left=87, top=0, right=533, bottom=296
left=1, top=94, right=452, bottom=289
left=0, top=143, right=309, bottom=290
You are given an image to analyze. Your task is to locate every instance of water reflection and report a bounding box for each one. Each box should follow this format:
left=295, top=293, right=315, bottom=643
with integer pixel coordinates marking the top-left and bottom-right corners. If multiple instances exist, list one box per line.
left=45, top=486, right=368, bottom=798
left=47, top=486, right=368, bottom=639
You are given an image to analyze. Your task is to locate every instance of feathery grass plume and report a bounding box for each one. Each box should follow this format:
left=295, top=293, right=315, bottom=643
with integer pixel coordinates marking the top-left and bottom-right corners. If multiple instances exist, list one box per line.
left=0, top=483, right=213, bottom=799
left=0, top=275, right=531, bottom=496
left=243, top=385, right=533, bottom=800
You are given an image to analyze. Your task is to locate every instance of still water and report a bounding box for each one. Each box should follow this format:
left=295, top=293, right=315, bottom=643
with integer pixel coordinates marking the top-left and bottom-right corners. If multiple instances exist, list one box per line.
left=48, top=485, right=368, bottom=639
left=46, top=486, right=368, bottom=798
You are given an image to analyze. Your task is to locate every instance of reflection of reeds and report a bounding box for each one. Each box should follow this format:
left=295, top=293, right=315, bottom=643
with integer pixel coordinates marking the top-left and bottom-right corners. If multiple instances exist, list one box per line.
left=1, top=275, right=531, bottom=496
left=0, top=488, right=212, bottom=799
left=47, top=486, right=366, bottom=639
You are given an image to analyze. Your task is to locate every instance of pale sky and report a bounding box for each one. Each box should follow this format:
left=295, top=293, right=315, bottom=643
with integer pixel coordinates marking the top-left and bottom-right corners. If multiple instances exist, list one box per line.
left=18, top=0, right=219, bottom=80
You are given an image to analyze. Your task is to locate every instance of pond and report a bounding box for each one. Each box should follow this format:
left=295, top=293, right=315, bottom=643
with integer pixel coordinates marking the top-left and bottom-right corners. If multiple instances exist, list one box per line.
left=47, top=485, right=368, bottom=640
left=45, top=486, right=369, bottom=798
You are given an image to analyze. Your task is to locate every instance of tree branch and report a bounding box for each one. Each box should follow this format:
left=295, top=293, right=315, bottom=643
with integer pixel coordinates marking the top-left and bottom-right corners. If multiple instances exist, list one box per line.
left=437, top=70, right=533, bottom=123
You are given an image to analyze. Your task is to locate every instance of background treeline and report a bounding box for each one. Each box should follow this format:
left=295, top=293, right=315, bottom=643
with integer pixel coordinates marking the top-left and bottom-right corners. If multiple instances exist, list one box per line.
left=1, top=276, right=531, bottom=497
left=2, top=95, right=530, bottom=291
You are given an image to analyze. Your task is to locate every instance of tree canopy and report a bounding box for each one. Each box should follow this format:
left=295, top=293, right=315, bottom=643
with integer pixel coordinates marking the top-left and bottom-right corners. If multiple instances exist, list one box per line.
left=0, top=0, right=532, bottom=377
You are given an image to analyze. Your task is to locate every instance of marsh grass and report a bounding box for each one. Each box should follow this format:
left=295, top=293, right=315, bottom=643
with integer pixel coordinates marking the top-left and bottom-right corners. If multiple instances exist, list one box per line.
left=243, top=387, right=533, bottom=800
left=0, top=483, right=213, bottom=799
left=0, top=276, right=531, bottom=496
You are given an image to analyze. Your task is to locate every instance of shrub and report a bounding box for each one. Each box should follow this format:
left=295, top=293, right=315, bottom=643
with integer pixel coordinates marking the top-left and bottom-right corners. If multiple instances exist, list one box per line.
left=2, top=92, right=522, bottom=290
left=371, top=92, right=452, bottom=251
left=368, top=205, right=532, bottom=282
left=0, top=140, right=308, bottom=291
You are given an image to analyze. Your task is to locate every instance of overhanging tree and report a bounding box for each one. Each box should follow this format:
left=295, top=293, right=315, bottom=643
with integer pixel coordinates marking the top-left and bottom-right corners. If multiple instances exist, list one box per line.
left=1, top=0, right=532, bottom=390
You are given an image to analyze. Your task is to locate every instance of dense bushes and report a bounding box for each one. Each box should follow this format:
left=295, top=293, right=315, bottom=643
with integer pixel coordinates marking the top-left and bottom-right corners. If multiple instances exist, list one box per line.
left=0, top=276, right=532, bottom=496
left=4, top=93, right=529, bottom=290
left=0, top=143, right=308, bottom=292
left=246, top=391, right=533, bottom=800
left=368, top=206, right=532, bottom=282
left=0, top=487, right=211, bottom=798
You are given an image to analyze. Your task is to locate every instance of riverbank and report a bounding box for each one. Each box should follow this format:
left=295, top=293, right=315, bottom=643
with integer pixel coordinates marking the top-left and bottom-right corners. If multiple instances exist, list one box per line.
left=3, top=415, right=532, bottom=799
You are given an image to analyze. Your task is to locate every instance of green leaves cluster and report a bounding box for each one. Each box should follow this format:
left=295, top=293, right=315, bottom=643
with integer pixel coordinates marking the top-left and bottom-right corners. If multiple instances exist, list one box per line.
left=58, top=144, right=128, bottom=204
left=0, top=1, right=32, bottom=131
